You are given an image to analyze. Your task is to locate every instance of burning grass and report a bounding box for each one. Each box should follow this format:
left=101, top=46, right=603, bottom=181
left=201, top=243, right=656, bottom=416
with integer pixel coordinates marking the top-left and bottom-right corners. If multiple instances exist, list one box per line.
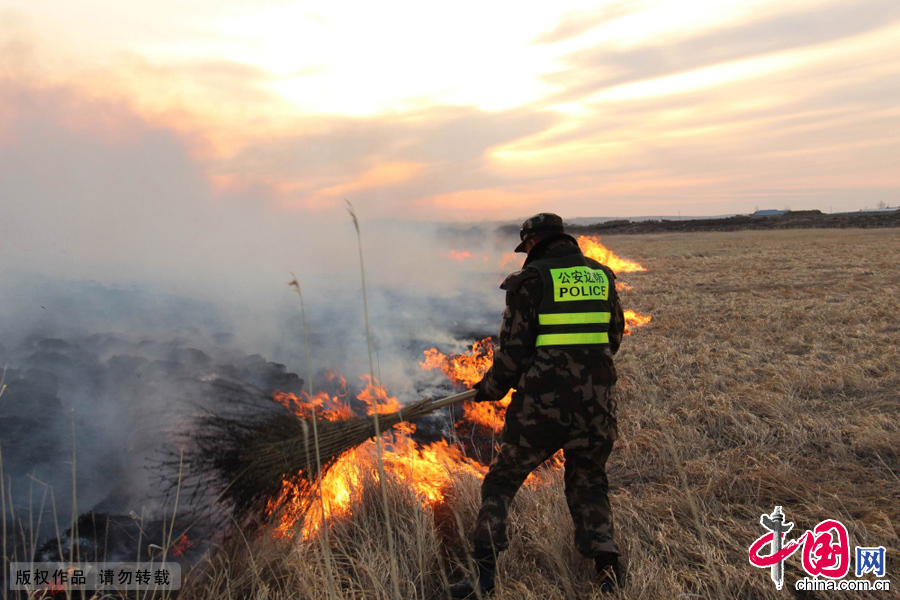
left=171, top=379, right=476, bottom=530
left=176, top=228, right=899, bottom=599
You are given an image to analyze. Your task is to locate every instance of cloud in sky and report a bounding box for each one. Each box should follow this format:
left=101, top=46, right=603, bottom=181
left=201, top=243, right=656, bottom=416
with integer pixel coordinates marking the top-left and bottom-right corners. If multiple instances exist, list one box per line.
left=531, top=2, right=638, bottom=45
left=545, top=0, right=900, bottom=99
left=1, top=0, right=899, bottom=233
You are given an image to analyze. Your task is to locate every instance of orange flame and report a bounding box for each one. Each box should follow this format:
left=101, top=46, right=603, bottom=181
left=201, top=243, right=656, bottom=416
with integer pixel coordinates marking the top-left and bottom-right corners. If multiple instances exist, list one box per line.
left=444, top=249, right=473, bottom=261
left=171, top=534, right=193, bottom=557
left=500, top=235, right=645, bottom=275
left=381, top=437, right=487, bottom=504
left=356, top=375, right=403, bottom=415
left=420, top=339, right=512, bottom=432
left=273, top=390, right=353, bottom=421
left=420, top=338, right=494, bottom=388
left=500, top=252, right=520, bottom=270
left=624, top=309, right=652, bottom=335
left=272, top=432, right=488, bottom=539
left=576, top=235, right=646, bottom=273
left=270, top=446, right=363, bottom=539
left=357, top=375, right=415, bottom=435
left=444, top=249, right=490, bottom=262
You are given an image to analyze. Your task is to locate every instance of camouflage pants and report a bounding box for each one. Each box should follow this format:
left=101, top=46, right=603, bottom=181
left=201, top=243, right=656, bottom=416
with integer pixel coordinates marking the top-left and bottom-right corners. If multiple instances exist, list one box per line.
left=472, top=438, right=617, bottom=557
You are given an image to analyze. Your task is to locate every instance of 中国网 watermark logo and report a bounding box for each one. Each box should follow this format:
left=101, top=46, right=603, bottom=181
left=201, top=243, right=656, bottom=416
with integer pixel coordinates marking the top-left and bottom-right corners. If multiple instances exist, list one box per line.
left=748, top=506, right=890, bottom=592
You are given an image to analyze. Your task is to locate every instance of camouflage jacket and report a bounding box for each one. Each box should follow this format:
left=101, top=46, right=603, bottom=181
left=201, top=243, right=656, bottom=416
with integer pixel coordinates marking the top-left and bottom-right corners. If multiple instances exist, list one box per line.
left=478, top=235, right=625, bottom=449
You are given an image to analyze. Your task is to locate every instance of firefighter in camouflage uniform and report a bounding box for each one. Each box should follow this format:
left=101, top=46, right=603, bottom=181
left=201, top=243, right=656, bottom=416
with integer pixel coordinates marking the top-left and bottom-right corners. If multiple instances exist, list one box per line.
left=450, top=213, right=626, bottom=598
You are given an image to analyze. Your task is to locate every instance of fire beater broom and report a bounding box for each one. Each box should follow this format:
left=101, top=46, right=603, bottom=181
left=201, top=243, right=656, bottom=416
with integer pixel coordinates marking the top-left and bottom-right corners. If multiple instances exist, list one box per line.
left=172, top=381, right=477, bottom=523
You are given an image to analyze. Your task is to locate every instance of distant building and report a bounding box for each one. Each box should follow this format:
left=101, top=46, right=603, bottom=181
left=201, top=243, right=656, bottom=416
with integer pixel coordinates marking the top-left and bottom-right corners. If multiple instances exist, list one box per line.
left=752, top=209, right=787, bottom=218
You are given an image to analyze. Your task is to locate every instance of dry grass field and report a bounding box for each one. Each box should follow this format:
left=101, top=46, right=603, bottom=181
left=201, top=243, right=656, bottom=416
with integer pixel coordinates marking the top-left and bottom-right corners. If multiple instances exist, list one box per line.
left=112, top=229, right=900, bottom=599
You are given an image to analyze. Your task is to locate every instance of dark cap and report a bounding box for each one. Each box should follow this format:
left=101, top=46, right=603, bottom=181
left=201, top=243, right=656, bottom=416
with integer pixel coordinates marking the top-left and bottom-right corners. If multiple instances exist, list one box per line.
left=514, top=212, right=565, bottom=252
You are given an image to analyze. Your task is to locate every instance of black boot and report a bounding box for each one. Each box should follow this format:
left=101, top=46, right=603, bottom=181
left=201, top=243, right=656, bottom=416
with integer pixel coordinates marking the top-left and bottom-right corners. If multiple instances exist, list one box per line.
left=594, top=552, right=624, bottom=593
left=449, top=547, right=496, bottom=599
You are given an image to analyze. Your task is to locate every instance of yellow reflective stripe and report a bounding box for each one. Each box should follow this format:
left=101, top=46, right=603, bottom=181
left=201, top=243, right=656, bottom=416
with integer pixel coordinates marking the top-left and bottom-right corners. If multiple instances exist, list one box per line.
left=535, top=332, right=609, bottom=346
left=538, top=312, right=611, bottom=326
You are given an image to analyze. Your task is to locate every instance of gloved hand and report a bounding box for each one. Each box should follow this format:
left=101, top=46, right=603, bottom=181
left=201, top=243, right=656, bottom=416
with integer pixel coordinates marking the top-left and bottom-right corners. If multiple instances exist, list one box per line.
left=472, top=380, right=492, bottom=403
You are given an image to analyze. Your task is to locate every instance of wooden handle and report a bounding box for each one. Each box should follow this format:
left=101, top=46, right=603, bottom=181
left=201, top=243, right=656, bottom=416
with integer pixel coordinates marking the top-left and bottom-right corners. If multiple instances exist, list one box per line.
left=386, top=389, right=479, bottom=427
left=426, top=389, right=478, bottom=411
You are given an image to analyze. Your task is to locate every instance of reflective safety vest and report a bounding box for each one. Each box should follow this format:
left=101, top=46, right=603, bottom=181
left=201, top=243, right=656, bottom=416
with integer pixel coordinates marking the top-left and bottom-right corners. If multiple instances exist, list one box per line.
left=528, top=254, right=613, bottom=349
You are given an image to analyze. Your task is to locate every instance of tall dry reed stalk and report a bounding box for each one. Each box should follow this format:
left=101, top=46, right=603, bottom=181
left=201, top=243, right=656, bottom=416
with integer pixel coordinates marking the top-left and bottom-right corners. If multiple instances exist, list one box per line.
left=288, top=272, right=338, bottom=597
left=345, top=198, right=401, bottom=599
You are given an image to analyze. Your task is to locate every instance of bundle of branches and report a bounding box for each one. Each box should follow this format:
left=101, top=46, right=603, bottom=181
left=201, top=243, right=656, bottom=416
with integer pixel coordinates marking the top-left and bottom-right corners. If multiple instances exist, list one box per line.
left=169, top=379, right=475, bottom=525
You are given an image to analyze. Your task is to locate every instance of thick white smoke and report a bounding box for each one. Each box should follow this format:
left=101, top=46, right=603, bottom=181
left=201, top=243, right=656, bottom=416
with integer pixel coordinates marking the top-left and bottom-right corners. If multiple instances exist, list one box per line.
left=0, top=77, right=530, bottom=557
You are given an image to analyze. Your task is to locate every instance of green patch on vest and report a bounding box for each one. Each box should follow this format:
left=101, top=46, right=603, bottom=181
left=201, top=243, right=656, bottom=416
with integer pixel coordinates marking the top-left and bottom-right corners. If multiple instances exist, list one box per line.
left=549, top=266, right=610, bottom=302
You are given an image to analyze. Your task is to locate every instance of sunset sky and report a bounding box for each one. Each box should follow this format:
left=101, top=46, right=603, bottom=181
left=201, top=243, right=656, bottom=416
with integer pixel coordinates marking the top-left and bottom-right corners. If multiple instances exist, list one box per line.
left=2, top=0, right=899, bottom=228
